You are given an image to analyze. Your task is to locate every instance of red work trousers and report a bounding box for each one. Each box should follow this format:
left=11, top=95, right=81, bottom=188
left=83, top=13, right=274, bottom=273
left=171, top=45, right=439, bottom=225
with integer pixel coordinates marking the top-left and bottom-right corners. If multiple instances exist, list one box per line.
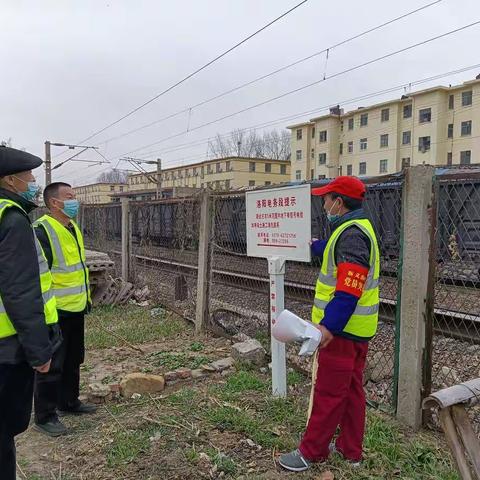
left=299, top=336, right=369, bottom=462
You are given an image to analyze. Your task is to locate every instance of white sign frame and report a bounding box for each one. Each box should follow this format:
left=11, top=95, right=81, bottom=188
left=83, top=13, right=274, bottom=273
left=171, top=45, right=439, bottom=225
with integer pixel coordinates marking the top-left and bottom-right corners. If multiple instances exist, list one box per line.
left=245, top=184, right=312, bottom=397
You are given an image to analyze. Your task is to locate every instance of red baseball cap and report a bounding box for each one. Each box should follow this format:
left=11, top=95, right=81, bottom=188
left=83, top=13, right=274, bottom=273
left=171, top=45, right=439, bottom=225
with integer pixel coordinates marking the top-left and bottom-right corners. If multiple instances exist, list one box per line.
left=311, top=176, right=366, bottom=200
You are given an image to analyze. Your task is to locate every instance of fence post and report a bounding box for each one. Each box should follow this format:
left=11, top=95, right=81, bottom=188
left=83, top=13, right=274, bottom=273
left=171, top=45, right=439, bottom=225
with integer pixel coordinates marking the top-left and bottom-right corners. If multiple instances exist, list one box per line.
left=121, top=198, right=131, bottom=282
left=195, top=192, right=212, bottom=333
left=396, top=165, right=435, bottom=430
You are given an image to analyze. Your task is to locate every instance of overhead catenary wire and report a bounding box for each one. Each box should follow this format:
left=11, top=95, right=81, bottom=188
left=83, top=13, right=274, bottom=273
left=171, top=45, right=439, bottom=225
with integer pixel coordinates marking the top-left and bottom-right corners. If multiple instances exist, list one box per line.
left=111, top=17, right=480, bottom=161
left=94, top=0, right=443, bottom=147
left=58, top=63, right=480, bottom=184
left=52, top=0, right=310, bottom=159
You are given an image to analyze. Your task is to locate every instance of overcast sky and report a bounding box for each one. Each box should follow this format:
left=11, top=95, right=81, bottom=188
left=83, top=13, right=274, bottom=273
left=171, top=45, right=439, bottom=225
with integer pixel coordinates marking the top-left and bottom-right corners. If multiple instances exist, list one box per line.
left=1, top=0, right=480, bottom=186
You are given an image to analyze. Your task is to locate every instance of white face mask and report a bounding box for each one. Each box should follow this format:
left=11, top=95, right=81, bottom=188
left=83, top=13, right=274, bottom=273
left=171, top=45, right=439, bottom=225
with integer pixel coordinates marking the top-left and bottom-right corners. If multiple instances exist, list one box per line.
left=326, top=199, right=341, bottom=222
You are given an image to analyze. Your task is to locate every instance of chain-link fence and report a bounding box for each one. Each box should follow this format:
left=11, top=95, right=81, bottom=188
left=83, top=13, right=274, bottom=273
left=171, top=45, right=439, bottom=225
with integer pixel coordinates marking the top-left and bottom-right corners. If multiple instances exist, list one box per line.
left=128, top=197, right=202, bottom=319
left=429, top=170, right=480, bottom=433
left=207, top=175, right=403, bottom=410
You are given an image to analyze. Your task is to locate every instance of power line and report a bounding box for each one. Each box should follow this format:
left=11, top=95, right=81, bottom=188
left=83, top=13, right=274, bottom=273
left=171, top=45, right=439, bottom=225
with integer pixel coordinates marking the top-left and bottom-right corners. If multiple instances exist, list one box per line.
left=55, top=0, right=309, bottom=156
left=96, top=0, right=443, bottom=147
left=59, top=63, right=480, bottom=183
left=110, top=21, right=480, bottom=161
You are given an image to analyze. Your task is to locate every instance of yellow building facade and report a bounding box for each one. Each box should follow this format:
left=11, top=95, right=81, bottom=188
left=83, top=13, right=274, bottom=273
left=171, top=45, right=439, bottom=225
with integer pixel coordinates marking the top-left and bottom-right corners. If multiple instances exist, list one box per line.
left=127, top=156, right=291, bottom=192
left=74, top=182, right=126, bottom=204
left=288, top=77, right=480, bottom=180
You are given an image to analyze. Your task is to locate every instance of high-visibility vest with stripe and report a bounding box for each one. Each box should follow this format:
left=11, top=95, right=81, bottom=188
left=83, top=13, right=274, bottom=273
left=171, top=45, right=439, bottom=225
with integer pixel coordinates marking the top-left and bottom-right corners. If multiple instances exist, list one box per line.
left=34, top=215, right=90, bottom=313
left=312, top=218, right=380, bottom=339
left=0, top=199, right=58, bottom=339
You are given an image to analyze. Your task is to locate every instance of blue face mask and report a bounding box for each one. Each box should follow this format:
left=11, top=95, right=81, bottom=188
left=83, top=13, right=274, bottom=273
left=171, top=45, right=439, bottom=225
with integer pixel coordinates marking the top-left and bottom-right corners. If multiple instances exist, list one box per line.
left=326, top=199, right=341, bottom=223
left=19, top=182, right=40, bottom=202
left=62, top=199, right=80, bottom=218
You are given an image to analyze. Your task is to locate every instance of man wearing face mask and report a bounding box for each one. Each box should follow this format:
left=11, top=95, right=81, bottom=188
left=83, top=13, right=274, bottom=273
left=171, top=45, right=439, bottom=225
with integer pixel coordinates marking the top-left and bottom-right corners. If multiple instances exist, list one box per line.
left=0, top=146, right=61, bottom=479
left=280, top=176, right=379, bottom=472
left=33, top=182, right=96, bottom=437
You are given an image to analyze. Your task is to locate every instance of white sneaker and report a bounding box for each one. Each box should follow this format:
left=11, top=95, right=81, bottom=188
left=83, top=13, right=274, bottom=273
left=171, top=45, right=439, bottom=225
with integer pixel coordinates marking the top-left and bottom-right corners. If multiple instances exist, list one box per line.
left=329, top=442, right=361, bottom=467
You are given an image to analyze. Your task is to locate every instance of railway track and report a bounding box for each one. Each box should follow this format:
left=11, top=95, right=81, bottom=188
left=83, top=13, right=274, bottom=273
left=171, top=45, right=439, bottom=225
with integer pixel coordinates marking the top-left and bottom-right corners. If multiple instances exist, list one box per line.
left=110, top=250, right=480, bottom=344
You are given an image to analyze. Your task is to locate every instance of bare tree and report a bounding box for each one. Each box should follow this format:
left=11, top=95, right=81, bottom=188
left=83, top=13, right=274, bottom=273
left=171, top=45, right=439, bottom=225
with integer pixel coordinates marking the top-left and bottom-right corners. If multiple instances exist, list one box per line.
left=207, top=128, right=290, bottom=160
left=97, top=169, right=128, bottom=183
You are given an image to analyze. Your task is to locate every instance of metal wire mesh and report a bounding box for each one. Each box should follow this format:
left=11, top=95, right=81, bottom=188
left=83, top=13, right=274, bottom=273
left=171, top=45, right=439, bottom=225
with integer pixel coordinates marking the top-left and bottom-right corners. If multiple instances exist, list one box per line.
left=128, top=197, right=201, bottom=319
left=430, top=171, right=480, bottom=433
left=82, top=203, right=121, bottom=254
left=207, top=177, right=403, bottom=409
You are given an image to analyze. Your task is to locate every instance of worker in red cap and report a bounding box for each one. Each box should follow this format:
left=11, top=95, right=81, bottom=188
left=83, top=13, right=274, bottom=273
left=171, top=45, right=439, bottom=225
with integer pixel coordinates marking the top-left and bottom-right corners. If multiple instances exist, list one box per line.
left=279, top=176, right=380, bottom=472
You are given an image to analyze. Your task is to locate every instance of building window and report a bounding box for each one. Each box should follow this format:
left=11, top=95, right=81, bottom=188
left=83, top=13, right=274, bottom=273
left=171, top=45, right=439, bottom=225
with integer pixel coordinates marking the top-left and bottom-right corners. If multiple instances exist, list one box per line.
left=403, top=104, right=412, bottom=119
left=380, top=134, right=389, bottom=148
left=249, top=162, right=256, bottom=172
left=461, top=120, right=472, bottom=136
left=360, top=113, right=368, bottom=126
left=216, top=163, right=221, bottom=173
left=338, top=166, right=343, bottom=176
left=120, top=186, right=124, bottom=192
left=348, top=141, right=353, bottom=154
left=460, top=150, right=471, bottom=165
left=225, top=161, right=231, bottom=172
left=201, top=166, right=204, bottom=178
left=348, top=118, right=354, bottom=130
left=318, top=153, right=326, bottom=165
left=295, top=170, right=301, bottom=180
left=296, top=150, right=302, bottom=161
left=359, top=162, right=367, bottom=175
left=419, top=108, right=431, bottom=123
left=360, top=138, right=367, bottom=151
left=347, top=164, right=352, bottom=176
left=339, top=143, right=343, bottom=155
left=263, top=163, right=270, bottom=173
left=310, top=169, right=314, bottom=179
left=447, top=123, right=453, bottom=138
left=318, top=174, right=326, bottom=179
left=449, top=94, right=454, bottom=110
left=311, top=148, right=315, bottom=159
left=447, top=152, right=452, bottom=165
left=280, top=164, right=287, bottom=175
left=402, top=131, right=411, bottom=145
left=296, top=129, right=302, bottom=140
left=207, top=165, right=212, bottom=174
left=225, top=179, right=230, bottom=189
left=215, top=180, right=220, bottom=190
left=381, top=108, right=390, bottom=122
left=319, top=130, right=327, bottom=142
left=402, top=157, right=411, bottom=169
left=265, top=181, right=271, bottom=186
left=418, top=136, right=431, bottom=152
left=462, top=90, right=473, bottom=106
left=110, top=185, right=114, bottom=191
left=379, top=159, right=388, bottom=173
left=249, top=180, right=255, bottom=187
left=311, top=127, right=315, bottom=138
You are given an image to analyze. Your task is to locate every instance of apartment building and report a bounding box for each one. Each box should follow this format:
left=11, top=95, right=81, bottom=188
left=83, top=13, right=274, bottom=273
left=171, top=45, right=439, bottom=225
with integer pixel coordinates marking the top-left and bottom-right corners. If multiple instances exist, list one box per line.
left=288, top=76, right=480, bottom=180
left=127, top=156, right=291, bottom=192
left=74, top=182, right=126, bottom=204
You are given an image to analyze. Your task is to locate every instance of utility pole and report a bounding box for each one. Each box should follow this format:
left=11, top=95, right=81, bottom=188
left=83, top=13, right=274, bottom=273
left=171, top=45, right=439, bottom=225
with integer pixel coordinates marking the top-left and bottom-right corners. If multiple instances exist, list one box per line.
left=156, top=158, right=162, bottom=200
left=45, top=141, right=52, bottom=186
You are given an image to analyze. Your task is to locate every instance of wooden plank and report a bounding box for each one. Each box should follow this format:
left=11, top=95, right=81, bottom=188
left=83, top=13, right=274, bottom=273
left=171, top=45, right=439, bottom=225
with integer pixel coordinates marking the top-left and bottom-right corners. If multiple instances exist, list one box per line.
left=451, top=405, right=480, bottom=479
left=423, top=379, right=480, bottom=409
left=439, top=408, right=473, bottom=480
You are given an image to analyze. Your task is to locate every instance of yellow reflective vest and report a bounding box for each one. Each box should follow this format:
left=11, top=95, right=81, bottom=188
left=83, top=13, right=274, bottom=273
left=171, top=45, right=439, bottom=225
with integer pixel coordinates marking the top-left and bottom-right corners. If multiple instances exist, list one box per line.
left=312, top=218, right=380, bottom=339
left=34, top=215, right=90, bottom=313
left=0, top=199, right=58, bottom=339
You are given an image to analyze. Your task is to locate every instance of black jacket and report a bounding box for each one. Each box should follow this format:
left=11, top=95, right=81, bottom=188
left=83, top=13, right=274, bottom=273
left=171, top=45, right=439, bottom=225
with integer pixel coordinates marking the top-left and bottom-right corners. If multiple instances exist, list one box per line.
left=0, top=188, right=61, bottom=366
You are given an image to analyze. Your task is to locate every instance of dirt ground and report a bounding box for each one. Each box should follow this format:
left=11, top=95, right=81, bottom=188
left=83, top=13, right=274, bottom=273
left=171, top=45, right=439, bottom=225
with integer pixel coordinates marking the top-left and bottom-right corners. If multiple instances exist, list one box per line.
left=16, top=305, right=460, bottom=480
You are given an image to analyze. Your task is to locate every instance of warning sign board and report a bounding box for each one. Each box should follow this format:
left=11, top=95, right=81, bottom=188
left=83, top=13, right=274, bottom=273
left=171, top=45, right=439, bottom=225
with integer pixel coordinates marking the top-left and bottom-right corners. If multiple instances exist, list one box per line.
left=246, top=184, right=311, bottom=262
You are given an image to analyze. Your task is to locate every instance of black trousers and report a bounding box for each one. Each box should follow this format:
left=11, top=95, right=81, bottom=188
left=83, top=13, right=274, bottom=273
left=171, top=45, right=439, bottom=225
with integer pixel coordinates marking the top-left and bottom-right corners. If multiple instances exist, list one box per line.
left=0, top=362, right=34, bottom=480
left=34, top=314, right=85, bottom=424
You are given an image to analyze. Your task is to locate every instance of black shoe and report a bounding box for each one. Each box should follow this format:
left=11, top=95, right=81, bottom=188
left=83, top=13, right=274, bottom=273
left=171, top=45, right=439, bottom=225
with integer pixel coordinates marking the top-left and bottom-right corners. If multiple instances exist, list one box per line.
left=59, top=402, right=98, bottom=415
left=34, top=418, right=67, bottom=437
